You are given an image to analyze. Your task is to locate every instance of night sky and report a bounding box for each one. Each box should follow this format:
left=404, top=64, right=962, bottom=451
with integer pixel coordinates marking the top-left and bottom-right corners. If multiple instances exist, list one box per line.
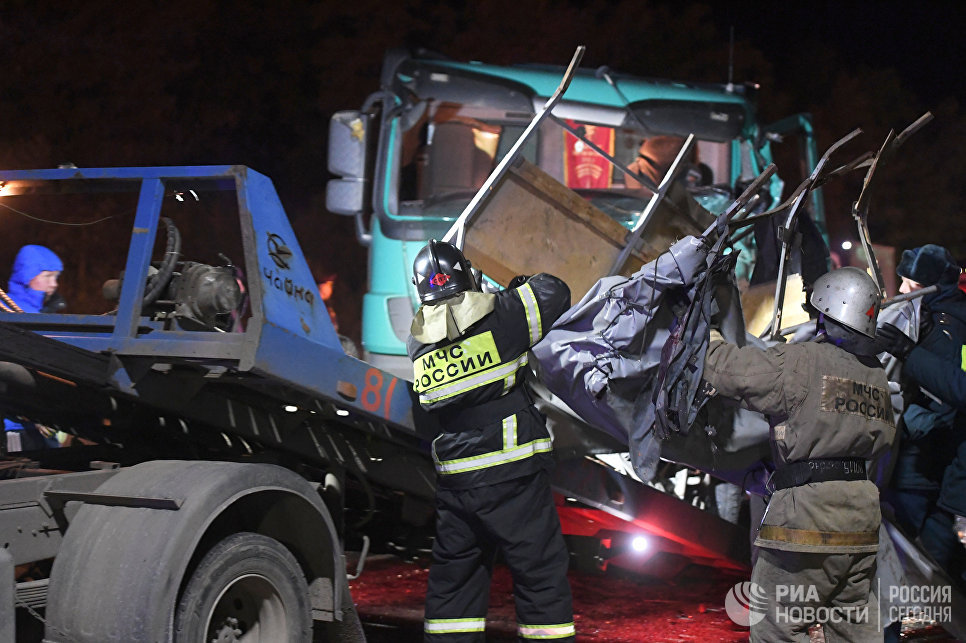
left=714, top=1, right=966, bottom=107
left=2, top=0, right=964, bottom=340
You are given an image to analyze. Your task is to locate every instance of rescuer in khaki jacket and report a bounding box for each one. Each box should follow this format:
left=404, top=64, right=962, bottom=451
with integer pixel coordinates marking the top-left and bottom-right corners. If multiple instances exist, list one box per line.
left=703, top=267, right=895, bottom=642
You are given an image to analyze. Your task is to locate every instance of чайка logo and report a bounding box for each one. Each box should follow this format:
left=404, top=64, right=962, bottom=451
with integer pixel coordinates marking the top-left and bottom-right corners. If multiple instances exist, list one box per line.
left=725, top=581, right=768, bottom=627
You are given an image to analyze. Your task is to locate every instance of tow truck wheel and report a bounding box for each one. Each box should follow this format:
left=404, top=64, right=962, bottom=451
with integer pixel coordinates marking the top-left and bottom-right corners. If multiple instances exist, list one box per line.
left=174, top=532, right=312, bottom=643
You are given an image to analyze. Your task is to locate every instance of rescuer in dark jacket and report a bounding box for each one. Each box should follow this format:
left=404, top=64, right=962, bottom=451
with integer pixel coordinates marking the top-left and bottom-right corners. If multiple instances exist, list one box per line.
left=877, top=244, right=966, bottom=584
left=407, top=240, right=574, bottom=642
left=704, top=267, right=895, bottom=642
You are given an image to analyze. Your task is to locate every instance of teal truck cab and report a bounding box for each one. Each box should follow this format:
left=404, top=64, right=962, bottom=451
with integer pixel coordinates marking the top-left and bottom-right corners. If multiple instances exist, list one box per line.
left=326, top=49, right=825, bottom=379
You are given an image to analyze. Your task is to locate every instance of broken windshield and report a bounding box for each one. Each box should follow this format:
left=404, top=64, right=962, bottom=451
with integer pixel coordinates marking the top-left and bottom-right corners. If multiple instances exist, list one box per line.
left=398, top=103, right=737, bottom=225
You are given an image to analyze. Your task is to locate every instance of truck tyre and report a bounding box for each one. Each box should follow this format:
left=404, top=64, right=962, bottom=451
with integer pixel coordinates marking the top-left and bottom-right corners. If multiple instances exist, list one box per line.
left=174, top=532, right=312, bottom=643
left=45, top=461, right=348, bottom=642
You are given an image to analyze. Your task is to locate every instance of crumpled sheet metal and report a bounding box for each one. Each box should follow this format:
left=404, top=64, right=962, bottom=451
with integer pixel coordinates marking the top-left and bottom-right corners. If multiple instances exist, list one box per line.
left=532, top=235, right=710, bottom=465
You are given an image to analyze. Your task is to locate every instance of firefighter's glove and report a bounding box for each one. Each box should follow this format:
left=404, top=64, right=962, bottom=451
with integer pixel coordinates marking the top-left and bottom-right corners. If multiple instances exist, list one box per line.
left=507, top=275, right=531, bottom=289
left=876, top=323, right=916, bottom=360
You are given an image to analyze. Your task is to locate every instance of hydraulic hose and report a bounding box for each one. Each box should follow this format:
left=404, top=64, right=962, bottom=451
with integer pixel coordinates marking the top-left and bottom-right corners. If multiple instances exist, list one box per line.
left=143, top=217, right=181, bottom=306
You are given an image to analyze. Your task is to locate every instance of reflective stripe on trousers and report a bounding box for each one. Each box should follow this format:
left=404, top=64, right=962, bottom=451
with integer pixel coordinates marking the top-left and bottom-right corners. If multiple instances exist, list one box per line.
left=518, top=622, right=577, bottom=639
left=424, top=617, right=486, bottom=634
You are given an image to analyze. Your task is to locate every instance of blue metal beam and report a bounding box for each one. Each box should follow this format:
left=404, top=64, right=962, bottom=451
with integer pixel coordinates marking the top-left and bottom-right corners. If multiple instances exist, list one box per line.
left=0, top=165, right=418, bottom=435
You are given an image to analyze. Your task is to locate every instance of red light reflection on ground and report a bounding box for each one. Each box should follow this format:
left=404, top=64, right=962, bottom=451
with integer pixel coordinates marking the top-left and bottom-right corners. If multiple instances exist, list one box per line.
left=350, top=554, right=750, bottom=642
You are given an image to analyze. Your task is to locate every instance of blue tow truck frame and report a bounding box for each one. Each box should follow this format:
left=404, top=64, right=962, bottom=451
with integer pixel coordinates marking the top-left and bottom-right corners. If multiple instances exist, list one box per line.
left=0, top=165, right=416, bottom=429
left=0, top=165, right=436, bottom=642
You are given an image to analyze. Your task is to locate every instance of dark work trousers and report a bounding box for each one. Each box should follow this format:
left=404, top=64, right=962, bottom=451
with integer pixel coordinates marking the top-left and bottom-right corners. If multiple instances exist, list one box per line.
left=940, top=437, right=966, bottom=518
left=423, top=470, right=574, bottom=642
left=889, top=488, right=966, bottom=590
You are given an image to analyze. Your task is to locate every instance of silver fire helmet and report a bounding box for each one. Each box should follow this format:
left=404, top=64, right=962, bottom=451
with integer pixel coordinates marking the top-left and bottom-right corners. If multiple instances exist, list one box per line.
left=809, top=267, right=882, bottom=338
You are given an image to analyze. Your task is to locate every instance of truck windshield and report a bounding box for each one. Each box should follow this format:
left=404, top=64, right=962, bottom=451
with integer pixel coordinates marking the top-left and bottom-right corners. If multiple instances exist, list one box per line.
left=397, top=105, right=735, bottom=226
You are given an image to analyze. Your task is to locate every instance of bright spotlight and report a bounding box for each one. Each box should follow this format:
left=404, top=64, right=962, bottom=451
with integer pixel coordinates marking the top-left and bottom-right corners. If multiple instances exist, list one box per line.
left=841, top=240, right=853, bottom=250
left=631, top=536, right=648, bottom=552
left=283, top=405, right=298, bottom=413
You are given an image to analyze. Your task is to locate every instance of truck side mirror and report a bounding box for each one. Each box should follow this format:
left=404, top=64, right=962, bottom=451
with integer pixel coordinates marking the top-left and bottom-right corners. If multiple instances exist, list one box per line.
left=326, top=111, right=369, bottom=216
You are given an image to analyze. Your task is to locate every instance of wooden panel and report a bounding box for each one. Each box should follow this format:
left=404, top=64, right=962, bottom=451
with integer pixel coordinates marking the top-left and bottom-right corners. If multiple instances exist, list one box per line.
left=741, top=273, right=812, bottom=336
left=463, top=159, right=645, bottom=297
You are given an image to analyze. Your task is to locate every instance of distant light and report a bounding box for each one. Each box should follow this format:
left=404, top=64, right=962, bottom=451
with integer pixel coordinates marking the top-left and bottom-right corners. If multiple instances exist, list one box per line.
left=631, top=536, right=648, bottom=552
left=841, top=240, right=853, bottom=251
left=335, top=408, right=350, bottom=417
left=283, top=405, right=298, bottom=413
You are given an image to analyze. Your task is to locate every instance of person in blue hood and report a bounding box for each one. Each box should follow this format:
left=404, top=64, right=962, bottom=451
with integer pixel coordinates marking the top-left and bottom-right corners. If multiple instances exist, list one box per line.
left=6, top=244, right=64, bottom=313
left=3, top=244, right=64, bottom=452
left=877, top=244, right=966, bottom=589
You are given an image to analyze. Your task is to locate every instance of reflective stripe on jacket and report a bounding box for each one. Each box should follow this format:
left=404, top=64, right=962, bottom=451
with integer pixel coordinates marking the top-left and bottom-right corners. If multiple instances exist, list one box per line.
left=408, top=274, right=570, bottom=489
